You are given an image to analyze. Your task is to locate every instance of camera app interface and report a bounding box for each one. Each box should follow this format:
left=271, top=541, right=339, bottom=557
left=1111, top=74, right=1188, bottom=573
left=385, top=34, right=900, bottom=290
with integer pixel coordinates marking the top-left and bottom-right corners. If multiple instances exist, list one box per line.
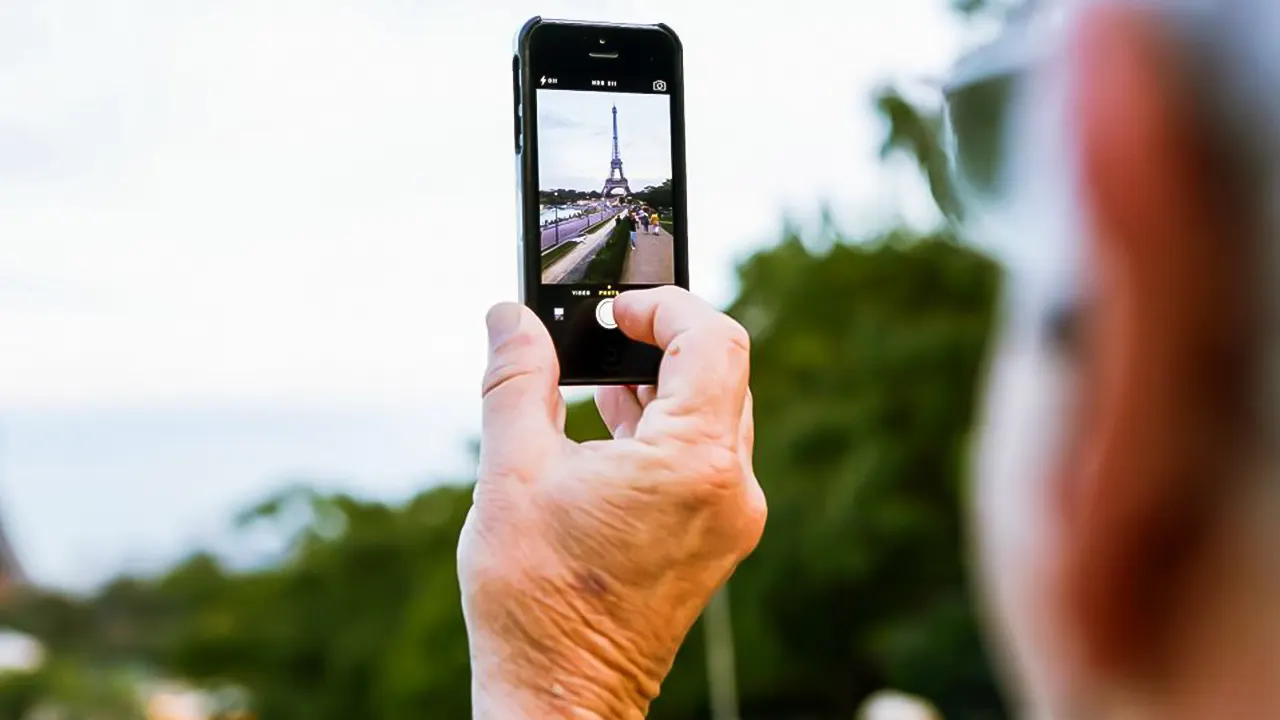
left=534, top=75, right=676, bottom=337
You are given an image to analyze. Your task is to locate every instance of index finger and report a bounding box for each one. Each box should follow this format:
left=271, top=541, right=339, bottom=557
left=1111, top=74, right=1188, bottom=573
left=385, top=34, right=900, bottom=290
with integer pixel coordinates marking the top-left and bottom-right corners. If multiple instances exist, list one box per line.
left=613, top=286, right=750, bottom=443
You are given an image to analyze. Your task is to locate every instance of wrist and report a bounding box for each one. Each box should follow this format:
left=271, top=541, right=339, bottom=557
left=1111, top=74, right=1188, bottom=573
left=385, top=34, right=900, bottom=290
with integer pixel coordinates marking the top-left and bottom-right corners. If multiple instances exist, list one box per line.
left=468, top=629, right=658, bottom=719
left=470, top=670, right=647, bottom=720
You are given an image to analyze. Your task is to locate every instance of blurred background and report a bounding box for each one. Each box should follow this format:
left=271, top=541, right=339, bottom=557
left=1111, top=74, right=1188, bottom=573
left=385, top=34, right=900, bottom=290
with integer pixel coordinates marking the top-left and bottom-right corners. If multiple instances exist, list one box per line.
left=0, top=0, right=1022, bottom=717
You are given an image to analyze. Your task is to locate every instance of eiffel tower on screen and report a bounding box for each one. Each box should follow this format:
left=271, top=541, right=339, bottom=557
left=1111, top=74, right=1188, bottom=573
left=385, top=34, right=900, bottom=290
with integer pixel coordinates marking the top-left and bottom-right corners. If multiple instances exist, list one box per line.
left=600, top=104, right=631, bottom=199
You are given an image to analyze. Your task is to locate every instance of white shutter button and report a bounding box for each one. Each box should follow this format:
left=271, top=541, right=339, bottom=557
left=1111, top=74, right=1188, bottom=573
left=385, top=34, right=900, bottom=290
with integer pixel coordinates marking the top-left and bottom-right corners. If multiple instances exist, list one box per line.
left=595, top=298, right=617, bottom=329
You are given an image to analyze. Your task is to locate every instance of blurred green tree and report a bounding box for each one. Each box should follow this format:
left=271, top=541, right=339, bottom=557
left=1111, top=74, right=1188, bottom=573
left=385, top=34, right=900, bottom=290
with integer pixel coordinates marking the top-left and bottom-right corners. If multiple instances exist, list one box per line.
left=651, top=227, right=1006, bottom=719
left=0, top=224, right=1007, bottom=719
left=0, top=659, right=145, bottom=720
left=157, top=486, right=476, bottom=720
left=631, top=179, right=674, bottom=211
left=0, top=0, right=1030, bottom=716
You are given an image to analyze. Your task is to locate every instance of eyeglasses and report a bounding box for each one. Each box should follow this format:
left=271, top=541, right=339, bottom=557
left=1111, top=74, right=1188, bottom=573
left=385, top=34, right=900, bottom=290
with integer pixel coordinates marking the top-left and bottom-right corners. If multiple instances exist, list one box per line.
left=941, top=6, right=1064, bottom=208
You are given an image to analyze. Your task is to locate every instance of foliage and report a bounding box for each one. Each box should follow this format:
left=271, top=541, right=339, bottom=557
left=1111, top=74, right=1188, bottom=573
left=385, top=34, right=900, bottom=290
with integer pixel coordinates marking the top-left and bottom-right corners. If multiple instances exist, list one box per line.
left=0, top=670, right=41, bottom=720
left=874, top=86, right=962, bottom=223
left=0, top=659, right=146, bottom=720
left=666, top=227, right=1004, bottom=719
left=540, top=188, right=602, bottom=204
left=167, top=488, right=476, bottom=720
left=0, top=222, right=1007, bottom=719
left=541, top=240, right=577, bottom=269
left=631, top=179, right=674, bottom=213
left=0, top=2, right=1027, bottom=717
left=581, top=218, right=632, bottom=284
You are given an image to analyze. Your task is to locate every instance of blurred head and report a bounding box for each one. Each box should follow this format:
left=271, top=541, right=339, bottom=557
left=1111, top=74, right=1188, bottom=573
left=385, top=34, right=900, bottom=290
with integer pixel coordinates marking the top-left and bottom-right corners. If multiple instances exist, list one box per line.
left=948, top=1, right=1280, bottom=716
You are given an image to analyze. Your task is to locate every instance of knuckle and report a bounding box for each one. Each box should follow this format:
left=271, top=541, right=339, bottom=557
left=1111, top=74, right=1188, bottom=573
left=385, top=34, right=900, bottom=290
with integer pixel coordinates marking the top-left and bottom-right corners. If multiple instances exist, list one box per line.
left=735, top=513, right=767, bottom=559
left=476, top=457, right=535, bottom=487
left=690, top=453, right=766, bottom=557
left=686, top=443, right=745, bottom=492
left=490, top=323, right=540, bottom=356
left=649, top=284, right=684, bottom=302
left=687, top=315, right=749, bottom=368
left=721, top=318, right=751, bottom=358
left=742, top=482, right=768, bottom=542
left=456, top=513, right=503, bottom=589
left=481, top=357, right=540, bottom=399
left=635, top=438, right=742, bottom=490
left=480, top=364, right=523, bottom=399
left=656, top=406, right=738, bottom=448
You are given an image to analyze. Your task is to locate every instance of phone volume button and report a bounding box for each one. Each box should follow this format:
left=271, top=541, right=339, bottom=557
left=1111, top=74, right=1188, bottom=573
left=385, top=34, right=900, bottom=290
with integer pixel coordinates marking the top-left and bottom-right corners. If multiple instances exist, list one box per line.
left=513, top=103, right=522, bottom=153
left=512, top=54, right=522, bottom=153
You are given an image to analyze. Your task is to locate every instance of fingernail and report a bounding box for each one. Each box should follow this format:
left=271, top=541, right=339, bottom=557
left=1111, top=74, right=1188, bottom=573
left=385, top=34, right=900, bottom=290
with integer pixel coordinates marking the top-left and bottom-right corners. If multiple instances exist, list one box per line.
left=486, top=303, right=523, bottom=350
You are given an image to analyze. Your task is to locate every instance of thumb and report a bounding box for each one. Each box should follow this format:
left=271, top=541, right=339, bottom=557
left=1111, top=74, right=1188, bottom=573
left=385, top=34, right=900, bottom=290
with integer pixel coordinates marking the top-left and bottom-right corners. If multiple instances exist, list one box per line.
left=479, top=303, right=563, bottom=483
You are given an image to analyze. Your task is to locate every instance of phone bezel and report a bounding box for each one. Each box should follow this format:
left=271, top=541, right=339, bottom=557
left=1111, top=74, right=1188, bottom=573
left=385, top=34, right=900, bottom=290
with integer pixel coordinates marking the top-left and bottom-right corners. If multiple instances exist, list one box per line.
left=513, top=17, right=689, bottom=385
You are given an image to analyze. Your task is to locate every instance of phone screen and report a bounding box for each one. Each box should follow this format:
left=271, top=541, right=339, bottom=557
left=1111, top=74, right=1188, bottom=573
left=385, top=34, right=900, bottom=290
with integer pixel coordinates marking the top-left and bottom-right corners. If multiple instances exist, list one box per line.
left=537, top=80, right=676, bottom=323
left=519, top=23, right=685, bottom=384
left=537, top=85, right=674, bottom=283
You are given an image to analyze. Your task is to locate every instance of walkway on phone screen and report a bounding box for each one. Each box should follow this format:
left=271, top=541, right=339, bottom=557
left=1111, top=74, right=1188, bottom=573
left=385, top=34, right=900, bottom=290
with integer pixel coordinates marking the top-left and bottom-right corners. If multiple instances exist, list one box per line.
left=542, top=210, right=625, bottom=284
left=620, top=226, right=675, bottom=284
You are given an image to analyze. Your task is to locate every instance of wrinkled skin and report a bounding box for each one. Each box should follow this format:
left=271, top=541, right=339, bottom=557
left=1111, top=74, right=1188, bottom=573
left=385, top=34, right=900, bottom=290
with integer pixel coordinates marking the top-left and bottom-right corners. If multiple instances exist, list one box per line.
left=460, top=2, right=1280, bottom=718
left=458, top=288, right=765, bottom=718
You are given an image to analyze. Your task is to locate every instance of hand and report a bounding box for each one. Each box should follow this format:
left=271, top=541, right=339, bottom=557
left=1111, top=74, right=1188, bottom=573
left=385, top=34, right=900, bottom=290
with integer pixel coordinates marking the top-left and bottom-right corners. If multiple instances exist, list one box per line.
left=458, top=287, right=766, bottom=719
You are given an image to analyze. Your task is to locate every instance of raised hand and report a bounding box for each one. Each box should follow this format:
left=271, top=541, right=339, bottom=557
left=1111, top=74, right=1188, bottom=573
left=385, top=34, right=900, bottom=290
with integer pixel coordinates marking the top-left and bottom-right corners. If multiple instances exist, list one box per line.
left=458, top=287, right=766, bottom=719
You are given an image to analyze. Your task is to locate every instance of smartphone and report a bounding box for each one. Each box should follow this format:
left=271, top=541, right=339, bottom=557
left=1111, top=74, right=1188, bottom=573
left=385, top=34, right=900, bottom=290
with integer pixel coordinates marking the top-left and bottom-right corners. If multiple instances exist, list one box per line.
left=513, top=17, right=689, bottom=385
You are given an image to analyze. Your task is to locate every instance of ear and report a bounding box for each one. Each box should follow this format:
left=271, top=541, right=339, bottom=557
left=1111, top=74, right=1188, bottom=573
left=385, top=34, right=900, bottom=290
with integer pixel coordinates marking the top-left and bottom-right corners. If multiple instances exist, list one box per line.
left=1054, top=0, right=1259, bottom=684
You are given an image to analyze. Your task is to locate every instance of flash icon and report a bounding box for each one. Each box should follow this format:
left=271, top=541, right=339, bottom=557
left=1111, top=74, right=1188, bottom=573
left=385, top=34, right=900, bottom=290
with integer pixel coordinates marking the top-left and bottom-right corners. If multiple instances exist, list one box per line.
left=540, top=76, right=547, bottom=85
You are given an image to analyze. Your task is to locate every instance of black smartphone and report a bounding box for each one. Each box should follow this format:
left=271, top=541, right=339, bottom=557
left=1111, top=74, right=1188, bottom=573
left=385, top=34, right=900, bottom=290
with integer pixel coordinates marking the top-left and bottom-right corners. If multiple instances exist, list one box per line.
left=513, top=17, right=689, bottom=385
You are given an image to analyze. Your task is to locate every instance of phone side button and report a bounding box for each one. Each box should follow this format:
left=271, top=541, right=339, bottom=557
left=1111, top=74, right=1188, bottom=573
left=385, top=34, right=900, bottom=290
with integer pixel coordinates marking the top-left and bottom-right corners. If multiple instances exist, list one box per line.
left=516, top=237, right=524, bottom=297
left=512, top=55, right=523, bottom=153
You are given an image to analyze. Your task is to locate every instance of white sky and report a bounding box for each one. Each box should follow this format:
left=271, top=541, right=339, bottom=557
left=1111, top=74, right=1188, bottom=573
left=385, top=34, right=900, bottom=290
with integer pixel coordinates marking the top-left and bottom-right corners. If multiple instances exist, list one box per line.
left=0, top=0, right=968, bottom=589
left=538, top=89, right=671, bottom=192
